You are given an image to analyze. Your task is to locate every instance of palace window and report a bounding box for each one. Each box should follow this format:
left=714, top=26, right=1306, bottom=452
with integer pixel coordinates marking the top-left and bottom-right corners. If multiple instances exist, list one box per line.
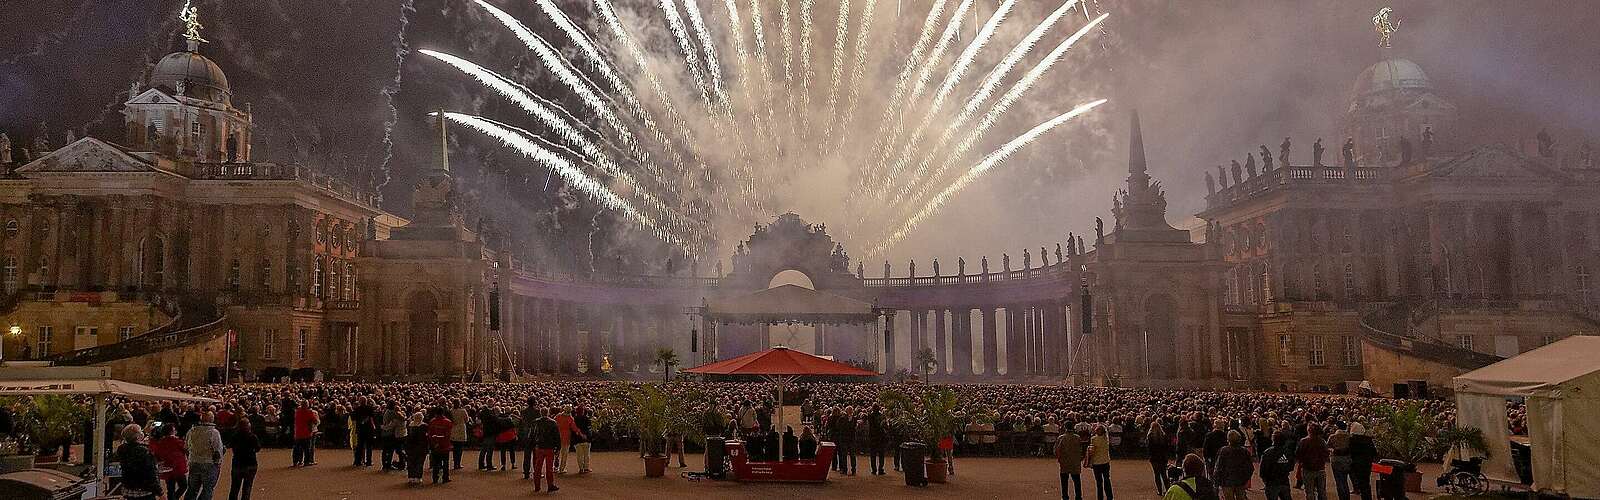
left=1343, top=262, right=1357, bottom=300
left=298, top=328, right=309, bottom=361
left=343, top=261, right=355, bottom=300
left=37, top=326, right=53, bottom=354
left=190, top=120, right=202, bottom=149
left=1578, top=266, right=1592, bottom=301
left=262, top=329, right=278, bottom=360
left=1341, top=335, right=1360, bottom=367
left=1543, top=335, right=1556, bottom=347
left=259, top=259, right=272, bottom=290
left=1312, top=265, right=1326, bottom=299
left=2, top=256, right=16, bottom=294
left=120, top=326, right=136, bottom=342
left=1278, top=335, right=1292, bottom=367
left=3, top=220, right=16, bottom=238
left=326, top=259, right=339, bottom=299
left=311, top=256, right=323, bottom=297
left=1309, top=335, right=1326, bottom=367
left=226, top=259, right=241, bottom=291
left=1458, top=335, right=1475, bottom=352
left=1245, top=266, right=1257, bottom=305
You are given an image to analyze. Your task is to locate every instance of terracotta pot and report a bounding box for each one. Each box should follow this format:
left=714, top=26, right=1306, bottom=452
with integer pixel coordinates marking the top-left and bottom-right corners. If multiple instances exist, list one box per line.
left=1404, top=471, right=1423, bottom=493
left=644, top=455, right=670, bottom=478
left=925, top=458, right=948, bottom=483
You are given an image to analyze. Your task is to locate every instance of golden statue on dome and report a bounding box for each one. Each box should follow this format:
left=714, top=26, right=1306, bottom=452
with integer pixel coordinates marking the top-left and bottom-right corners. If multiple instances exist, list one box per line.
left=180, top=0, right=207, bottom=45
left=1373, top=7, right=1400, bottom=48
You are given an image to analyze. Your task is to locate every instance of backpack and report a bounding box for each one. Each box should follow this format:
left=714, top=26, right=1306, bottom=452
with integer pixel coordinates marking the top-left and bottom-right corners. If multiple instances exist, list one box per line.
left=1176, top=478, right=1219, bottom=500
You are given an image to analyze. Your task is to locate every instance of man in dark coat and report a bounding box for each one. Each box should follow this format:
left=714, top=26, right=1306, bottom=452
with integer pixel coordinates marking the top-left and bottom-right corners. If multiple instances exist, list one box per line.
left=114, top=425, right=161, bottom=500
left=1214, top=431, right=1254, bottom=500
left=867, top=406, right=887, bottom=475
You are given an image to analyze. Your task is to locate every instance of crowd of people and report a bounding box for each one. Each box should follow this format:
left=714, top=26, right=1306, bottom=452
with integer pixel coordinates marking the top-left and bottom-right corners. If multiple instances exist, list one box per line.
left=51, top=381, right=1457, bottom=499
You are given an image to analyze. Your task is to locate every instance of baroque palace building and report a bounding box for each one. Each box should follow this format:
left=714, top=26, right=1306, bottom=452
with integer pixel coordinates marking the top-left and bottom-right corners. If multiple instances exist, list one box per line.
left=0, top=18, right=1594, bottom=393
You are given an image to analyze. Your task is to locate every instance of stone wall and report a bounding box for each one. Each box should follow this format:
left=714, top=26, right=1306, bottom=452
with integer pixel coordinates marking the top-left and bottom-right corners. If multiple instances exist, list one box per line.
left=96, top=328, right=228, bottom=385
left=0, top=294, right=171, bottom=357
left=1360, top=340, right=1466, bottom=397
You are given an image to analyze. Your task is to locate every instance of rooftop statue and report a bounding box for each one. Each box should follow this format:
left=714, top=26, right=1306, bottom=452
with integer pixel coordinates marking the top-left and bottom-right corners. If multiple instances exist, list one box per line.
left=1279, top=137, right=1291, bottom=168
left=1260, top=145, right=1274, bottom=171
left=1313, top=138, right=1326, bottom=167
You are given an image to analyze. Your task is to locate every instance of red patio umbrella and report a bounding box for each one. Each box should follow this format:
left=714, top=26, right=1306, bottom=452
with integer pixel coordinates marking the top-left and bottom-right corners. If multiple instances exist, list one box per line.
left=683, top=346, right=876, bottom=461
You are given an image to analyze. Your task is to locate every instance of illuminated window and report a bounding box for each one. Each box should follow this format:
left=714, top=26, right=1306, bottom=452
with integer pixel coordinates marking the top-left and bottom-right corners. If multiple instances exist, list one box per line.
left=298, top=328, right=309, bottom=361
left=326, top=259, right=338, bottom=299
left=1278, top=335, right=1292, bottom=367
left=2, top=256, right=15, bottom=294
left=1341, top=335, right=1359, bottom=367
left=311, top=256, right=323, bottom=297
left=1458, top=335, right=1475, bottom=352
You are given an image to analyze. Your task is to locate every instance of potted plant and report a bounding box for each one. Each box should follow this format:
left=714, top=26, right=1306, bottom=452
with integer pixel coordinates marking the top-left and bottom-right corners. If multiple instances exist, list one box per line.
left=603, top=384, right=701, bottom=478
left=0, top=397, right=37, bottom=473
left=1373, top=402, right=1488, bottom=492
left=880, top=386, right=962, bottom=484
left=21, top=395, right=86, bottom=464
left=915, top=348, right=937, bottom=384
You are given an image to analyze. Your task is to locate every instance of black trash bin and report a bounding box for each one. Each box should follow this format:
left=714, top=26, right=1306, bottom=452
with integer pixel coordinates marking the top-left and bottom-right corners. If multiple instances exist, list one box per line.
left=901, top=442, right=927, bottom=486
left=1374, top=459, right=1414, bottom=500
left=705, top=436, right=726, bottom=479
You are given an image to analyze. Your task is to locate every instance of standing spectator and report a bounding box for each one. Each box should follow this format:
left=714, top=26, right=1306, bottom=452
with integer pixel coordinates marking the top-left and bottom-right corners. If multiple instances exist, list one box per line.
left=148, top=424, right=189, bottom=500
left=1088, top=424, right=1114, bottom=500
left=477, top=407, right=501, bottom=471
left=1296, top=424, right=1331, bottom=500
left=867, top=406, right=887, bottom=475
left=351, top=397, right=376, bottom=467
left=381, top=402, right=406, bottom=471
left=404, top=413, right=428, bottom=484
left=427, top=408, right=455, bottom=484
left=291, top=401, right=319, bottom=467
left=832, top=408, right=856, bottom=475
left=1202, top=419, right=1228, bottom=477
left=554, top=406, right=581, bottom=473
left=1146, top=420, right=1173, bottom=495
left=117, top=424, right=162, bottom=500
left=519, top=398, right=540, bottom=478
left=1328, top=423, right=1354, bottom=500
left=277, top=398, right=296, bottom=446
left=1258, top=433, right=1294, bottom=500
left=1347, top=423, right=1377, bottom=500
left=532, top=407, right=561, bottom=492
left=1162, top=454, right=1217, bottom=500
left=1055, top=423, right=1084, bottom=500
left=184, top=412, right=224, bottom=500
left=449, top=401, right=469, bottom=470
left=1214, top=430, right=1254, bottom=500
left=228, top=420, right=260, bottom=500
left=572, top=405, right=594, bottom=474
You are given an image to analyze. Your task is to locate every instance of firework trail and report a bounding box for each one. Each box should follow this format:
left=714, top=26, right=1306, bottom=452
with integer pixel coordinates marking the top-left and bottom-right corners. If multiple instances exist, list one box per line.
left=417, top=50, right=702, bottom=242
left=438, top=112, right=689, bottom=250
left=870, top=99, right=1106, bottom=255
left=658, top=0, right=713, bottom=108
left=797, top=0, right=815, bottom=143
left=819, top=0, right=851, bottom=148
left=867, top=0, right=975, bottom=197
left=896, top=4, right=1096, bottom=216
left=683, top=0, right=727, bottom=104
left=778, top=0, right=798, bottom=140
left=880, top=0, right=1013, bottom=202
left=831, top=0, right=878, bottom=155
left=376, top=0, right=416, bottom=194
left=851, top=0, right=948, bottom=196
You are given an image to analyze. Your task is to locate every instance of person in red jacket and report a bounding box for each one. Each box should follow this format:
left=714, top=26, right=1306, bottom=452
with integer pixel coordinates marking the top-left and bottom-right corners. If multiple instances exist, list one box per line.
left=292, top=401, right=320, bottom=466
left=148, top=424, right=189, bottom=500
left=426, top=409, right=454, bottom=484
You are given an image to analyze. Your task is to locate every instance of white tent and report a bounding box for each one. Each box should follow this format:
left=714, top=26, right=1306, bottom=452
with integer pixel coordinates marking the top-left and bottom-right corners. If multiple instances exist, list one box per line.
left=1453, top=336, right=1600, bottom=498
left=0, top=365, right=216, bottom=486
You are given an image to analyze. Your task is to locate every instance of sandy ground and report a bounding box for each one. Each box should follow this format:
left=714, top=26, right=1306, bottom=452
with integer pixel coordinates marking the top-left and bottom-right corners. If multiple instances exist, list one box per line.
left=184, top=448, right=1442, bottom=500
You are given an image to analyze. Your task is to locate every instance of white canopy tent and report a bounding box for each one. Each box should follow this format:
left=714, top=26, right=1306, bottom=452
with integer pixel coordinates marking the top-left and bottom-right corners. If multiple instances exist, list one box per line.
left=1453, top=336, right=1600, bottom=498
left=0, top=365, right=217, bottom=485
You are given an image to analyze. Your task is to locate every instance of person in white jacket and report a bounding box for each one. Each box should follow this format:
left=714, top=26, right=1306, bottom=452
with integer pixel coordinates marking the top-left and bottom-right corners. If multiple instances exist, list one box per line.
left=184, top=411, right=225, bottom=500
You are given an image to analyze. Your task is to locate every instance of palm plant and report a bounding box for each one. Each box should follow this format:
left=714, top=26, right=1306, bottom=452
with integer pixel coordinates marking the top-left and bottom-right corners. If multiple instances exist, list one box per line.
left=915, top=347, right=937, bottom=383
left=601, top=384, right=702, bottom=457
left=878, top=386, right=962, bottom=446
left=655, top=348, right=679, bottom=382
left=1373, top=401, right=1490, bottom=462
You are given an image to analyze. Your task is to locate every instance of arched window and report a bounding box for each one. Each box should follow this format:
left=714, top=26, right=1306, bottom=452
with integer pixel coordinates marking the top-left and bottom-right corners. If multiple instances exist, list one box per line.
left=3, top=220, right=16, bottom=238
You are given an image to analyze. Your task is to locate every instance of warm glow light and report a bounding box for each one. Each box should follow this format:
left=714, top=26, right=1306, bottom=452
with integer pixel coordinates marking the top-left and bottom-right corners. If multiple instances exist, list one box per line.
left=6, top=325, right=19, bottom=336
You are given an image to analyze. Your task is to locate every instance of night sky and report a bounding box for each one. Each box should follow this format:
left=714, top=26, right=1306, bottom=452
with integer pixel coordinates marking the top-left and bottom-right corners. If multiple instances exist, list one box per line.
left=1, top=0, right=1596, bottom=273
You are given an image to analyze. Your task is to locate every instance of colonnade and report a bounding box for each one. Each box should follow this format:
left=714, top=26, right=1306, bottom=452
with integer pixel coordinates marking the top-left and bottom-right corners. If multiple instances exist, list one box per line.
left=892, top=302, right=1074, bottom=378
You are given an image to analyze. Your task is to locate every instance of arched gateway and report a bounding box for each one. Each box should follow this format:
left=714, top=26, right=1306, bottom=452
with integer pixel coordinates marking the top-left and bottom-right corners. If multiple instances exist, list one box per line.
left=358, top=115, right=1231, bottom=387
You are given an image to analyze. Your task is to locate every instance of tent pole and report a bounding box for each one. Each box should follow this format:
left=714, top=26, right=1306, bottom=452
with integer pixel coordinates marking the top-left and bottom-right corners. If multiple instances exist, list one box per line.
left=94, top=394, right=107, bottom=485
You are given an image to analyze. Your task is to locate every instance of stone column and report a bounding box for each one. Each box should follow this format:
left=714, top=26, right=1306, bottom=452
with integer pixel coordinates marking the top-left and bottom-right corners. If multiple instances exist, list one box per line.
left=933, top=309, right=948, bottom=374
left=910, top=310, right=924, bottom=364
left=953, top=308, right=973, bottom=377
left=1005, top=306, right=1023, bottom=377
left=981, top=308, right=997, bottom=377
left=1041, top=304, right=1057, bottom=376
left=883, top=312, right=896, bottom=375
